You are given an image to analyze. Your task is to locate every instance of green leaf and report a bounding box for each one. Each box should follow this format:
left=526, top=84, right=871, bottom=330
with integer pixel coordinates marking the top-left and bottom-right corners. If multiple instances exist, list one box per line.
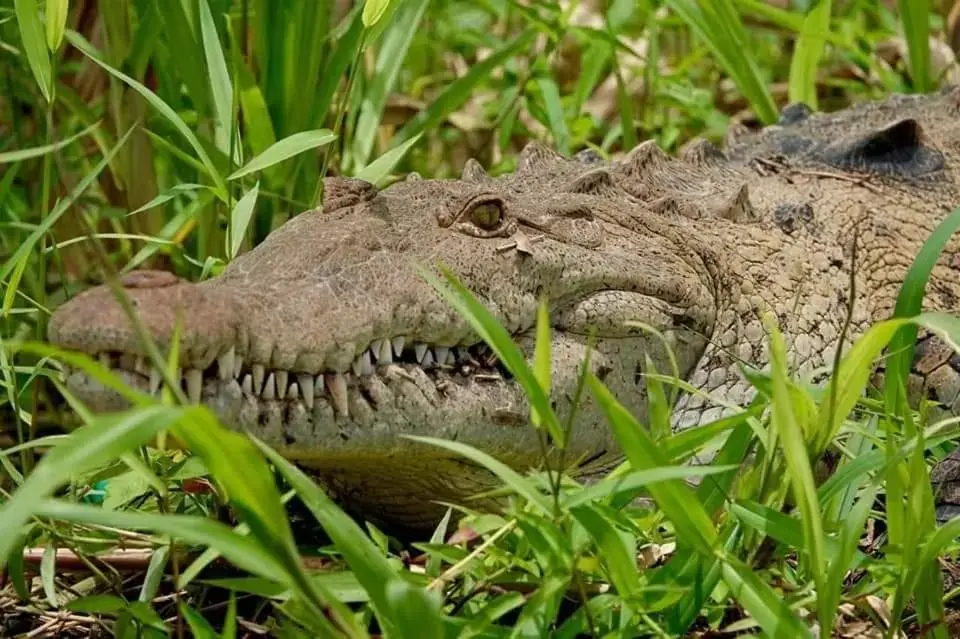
left=563, top=464, right=739, bottom=509
left=180, top=604, right=220, bottom=639
left=65, top=30, right=229, bottom=200
left=897, top=0, right=931, bottom=92
left=788, top=0, right=832, bottom=109
left=384, top=579, right=445, bottom=639
left=663, top=0, right=778, bottom=123
left=0, top=120, right=100, bottom=164
left=353, top=133, right=422, bottom=187
left=420, top=266, right=564, bottom=453
left=394, top=32, right=536, bottom=144
left=0, top=405, right=192, bottom=571
left=536, top=76, right=570, bottom=156
left=721, top=556, right=813, bottom=638
left=586, top=374, right=718, bottom=556
left=45, top=0, right=69, bottom=51
left=67, top=594, right=128, bottom=614
left=252, top=436, right=407, bottom=636
left=570, top=504, right=639, bottom=597
left=885, top=206, right=960, bottom=417
left=350, top=0, right=429, bottom=170
left=41, top=543, right=57, bottom=607
left=362, top=0, right=392, bottom=27
left=199, top=0, right=234, bottom=157
left=530, top=296, right=559, bottom=441
left=405, top=435, right=554, bottom=515
left=764, top=318, right=828, bottom=630
left=227, top=130, right=336, bottom=181
left=227, top=181, right=259, bottom=260
left=15, top=0, right=52, bottom=102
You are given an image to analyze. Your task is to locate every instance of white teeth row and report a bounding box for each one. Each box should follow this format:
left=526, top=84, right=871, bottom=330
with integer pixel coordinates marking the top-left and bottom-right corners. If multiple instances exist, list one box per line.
left=95, top=339, right=477, bottom=410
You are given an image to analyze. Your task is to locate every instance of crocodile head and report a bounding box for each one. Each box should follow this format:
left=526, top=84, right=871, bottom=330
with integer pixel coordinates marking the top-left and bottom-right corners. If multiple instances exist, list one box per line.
left=48, top=149, right=720, bottom=527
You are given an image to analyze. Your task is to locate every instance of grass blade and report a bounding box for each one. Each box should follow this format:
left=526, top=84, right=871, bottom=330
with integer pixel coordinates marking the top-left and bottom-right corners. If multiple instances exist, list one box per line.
left=0, top=405, right=192, bottom=570
left=897, top=0, right=931, bottom=91
left=354, top=133, right=422, bottom=186
left=65, top=29, right=229, bottom=200
left=0, top=121, right=100, bottom=164
left=199, top=0, right=234, bottom=157
left=227, top=181, right=259, bottom=260
left=586, top=374, right=718, bottom=556
left=227, top=130, right=336, bottom=181
left=405, top=435, right=554, bottom=515
left=721, top=556, right=813, bottom=638
left=14, top=0, right=52, bottom=102
left=787, top=0, right=832, bottom=110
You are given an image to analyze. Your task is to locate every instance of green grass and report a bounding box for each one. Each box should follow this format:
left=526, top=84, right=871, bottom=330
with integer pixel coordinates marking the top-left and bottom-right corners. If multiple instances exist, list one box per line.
left=2, top=0, right=960, bottom=636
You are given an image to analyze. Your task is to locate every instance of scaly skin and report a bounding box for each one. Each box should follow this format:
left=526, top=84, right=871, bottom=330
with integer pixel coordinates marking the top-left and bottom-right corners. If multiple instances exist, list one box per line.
left=48, top=87, right=960, bottom=529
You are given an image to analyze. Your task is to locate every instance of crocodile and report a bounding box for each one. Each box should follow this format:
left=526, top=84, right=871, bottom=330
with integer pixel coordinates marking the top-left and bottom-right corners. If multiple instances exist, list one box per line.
left=47, top=86, right=960, bottom=530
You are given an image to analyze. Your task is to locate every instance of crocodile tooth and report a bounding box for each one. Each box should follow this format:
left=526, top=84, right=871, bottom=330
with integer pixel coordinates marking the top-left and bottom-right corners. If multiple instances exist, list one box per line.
left=325, top=373, right=349, bottom=416
left=217, top=347, right=235, bottom=380
left=298, top=374, right=315, bottom=409
left=353, top=349, right=372, bottom=376
left=98, top=353, right=111, bottom=369
left=134, top=356, right=148, bottom=376
left=262, top=373, right=276, bottom=400
left=414, top=343, right=428, bottom=363
left=252, top=364, right=265, bottom=394
left=421, top=349, right=435, bottom=368
left=241, top=374, right=253, bottom=396
left=233, top=355, right=243, bottom=379
left=392, top=336, right=406, bottom=357
left=375, top=339, right=392, bottom=364
left=276, top=370, right=288, bottom=399
left=434, top=347, right=449, bottom=365
left=149, top=367, right=162, bottom=394
left=445, top=350, right=456, bottom=366
left=287, top=382, right=299, bottom=401
left=186, top=369, right=203, bottom=403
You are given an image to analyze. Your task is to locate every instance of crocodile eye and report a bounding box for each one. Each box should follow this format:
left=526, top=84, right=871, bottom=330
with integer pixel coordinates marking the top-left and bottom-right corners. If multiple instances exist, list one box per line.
left=470, top=201, right=502, bottom=230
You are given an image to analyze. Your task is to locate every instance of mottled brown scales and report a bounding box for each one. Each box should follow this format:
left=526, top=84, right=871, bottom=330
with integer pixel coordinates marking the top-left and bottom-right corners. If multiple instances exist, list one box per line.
left=48, top=86, right=960, bottom=529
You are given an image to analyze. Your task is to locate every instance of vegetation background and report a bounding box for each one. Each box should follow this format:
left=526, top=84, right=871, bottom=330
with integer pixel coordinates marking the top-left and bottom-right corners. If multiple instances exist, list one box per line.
left=2, top=0, right=960, bottom=637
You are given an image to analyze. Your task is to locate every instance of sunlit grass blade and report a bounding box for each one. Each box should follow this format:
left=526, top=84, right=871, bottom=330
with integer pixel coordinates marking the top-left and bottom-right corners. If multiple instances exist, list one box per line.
left=227, top=130, right=336, bottom=181
left=885, top=207, right=960, bottom=416
left=787, top=0, right=832, bottom=109
left=0, top=121, right=100, bottom=164
left=65, top=30, right=229, bottom=200
left=226, top=181, right=259, bottom=260
left=536, top=76, right=571, bottom=156
left=199, top=0, right=235, bottom=157
left=350, top=0, right=429, bottom=171
left=354, top=133, right=422, bottom=187
left=563, top=464, right=739, bottom=509
left=14, top=0, right=52, bottom=102
left=586, top=374, right=718, bottom=556
left=764, top=317, right=828, bottom=630
left=45, top=0, right=69, bottom=51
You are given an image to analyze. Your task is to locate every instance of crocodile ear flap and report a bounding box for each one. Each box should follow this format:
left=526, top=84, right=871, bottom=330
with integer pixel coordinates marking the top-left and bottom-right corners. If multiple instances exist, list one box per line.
left=518, top=141, right=565, bottom=172
left=565, top=169, right=619, bottom=196
left=825, top=118, right=945, bottom=177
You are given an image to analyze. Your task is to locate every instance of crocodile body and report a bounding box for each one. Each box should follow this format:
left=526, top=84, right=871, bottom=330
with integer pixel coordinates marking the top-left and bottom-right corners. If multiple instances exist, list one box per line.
left=48, top=87, right=960, bottom=529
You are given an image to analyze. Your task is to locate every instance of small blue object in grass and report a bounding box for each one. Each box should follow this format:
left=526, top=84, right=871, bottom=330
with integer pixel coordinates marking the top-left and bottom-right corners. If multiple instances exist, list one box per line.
left=83, top=480, right=108, bottom=504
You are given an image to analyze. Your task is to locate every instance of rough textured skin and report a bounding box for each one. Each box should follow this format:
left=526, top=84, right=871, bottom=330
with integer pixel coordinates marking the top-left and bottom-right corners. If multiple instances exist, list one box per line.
left=48, top=87, right=960, bottom=530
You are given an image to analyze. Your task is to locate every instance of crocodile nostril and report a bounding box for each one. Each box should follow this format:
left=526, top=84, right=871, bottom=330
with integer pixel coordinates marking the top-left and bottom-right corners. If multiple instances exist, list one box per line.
left=119, top=270, right=181, bottom=289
